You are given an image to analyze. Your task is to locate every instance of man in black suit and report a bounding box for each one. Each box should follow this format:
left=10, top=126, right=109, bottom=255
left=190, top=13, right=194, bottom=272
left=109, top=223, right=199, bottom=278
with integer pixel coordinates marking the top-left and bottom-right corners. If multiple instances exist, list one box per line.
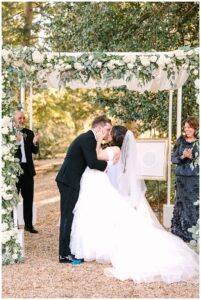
left=56, top=116, right=112, bottom=264
left=15, top=111, right=40, bottom=233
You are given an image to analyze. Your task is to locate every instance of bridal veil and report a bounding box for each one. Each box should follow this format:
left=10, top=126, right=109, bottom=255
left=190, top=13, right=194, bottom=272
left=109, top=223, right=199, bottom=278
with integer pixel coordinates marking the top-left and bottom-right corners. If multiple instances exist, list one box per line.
left=117, top=130, right=164, bottom=230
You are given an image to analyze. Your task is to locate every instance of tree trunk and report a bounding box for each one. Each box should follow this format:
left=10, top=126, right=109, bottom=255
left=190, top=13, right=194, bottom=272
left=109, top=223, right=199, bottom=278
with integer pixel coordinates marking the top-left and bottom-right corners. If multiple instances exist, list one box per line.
left=23, top=2, right=33, bottom=46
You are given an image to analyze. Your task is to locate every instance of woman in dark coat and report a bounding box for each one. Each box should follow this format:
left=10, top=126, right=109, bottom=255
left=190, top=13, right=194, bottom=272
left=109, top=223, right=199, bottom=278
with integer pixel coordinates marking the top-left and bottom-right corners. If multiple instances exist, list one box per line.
left=171, top=116, right=199, bottom=242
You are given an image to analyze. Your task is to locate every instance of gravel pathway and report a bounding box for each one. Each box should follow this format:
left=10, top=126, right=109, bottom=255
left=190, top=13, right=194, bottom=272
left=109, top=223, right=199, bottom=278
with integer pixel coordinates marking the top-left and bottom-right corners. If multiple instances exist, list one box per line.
left=2, top=166, right=199, bottom=298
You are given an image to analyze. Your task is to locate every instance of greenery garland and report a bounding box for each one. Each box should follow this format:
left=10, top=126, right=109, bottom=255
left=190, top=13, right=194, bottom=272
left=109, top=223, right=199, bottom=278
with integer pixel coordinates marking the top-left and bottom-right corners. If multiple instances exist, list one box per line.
left=1, top=46, right=199, bottom=264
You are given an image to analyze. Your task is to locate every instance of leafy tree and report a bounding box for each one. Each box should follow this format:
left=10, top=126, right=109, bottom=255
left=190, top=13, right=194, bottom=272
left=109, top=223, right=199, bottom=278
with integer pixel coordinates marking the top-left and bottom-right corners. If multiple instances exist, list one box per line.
left=2, top=2, right=47, bottom=47
left=90, top=75, right=199, bottom=140
left=3, top=2, right=199, bottom=51
left=41, top=2, right=199, bottom=52
left=30, top=88, right=103, bottom=158
left=2, top=1, right=199, bottom=146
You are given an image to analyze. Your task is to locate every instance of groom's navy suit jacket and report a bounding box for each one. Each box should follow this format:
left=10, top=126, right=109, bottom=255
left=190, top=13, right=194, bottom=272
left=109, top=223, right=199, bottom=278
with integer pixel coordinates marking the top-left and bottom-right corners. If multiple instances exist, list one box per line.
left=56, top=130, right=107, bottom=191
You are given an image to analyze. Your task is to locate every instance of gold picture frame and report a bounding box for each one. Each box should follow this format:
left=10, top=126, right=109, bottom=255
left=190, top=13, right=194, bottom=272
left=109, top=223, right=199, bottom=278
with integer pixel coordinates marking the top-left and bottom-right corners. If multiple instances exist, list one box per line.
left=136, top=139, right=168, bottom=181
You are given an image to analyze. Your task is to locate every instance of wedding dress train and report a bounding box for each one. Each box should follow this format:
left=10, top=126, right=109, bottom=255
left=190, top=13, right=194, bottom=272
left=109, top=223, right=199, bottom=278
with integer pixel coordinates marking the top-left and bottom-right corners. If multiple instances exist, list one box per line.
left=70, top=167, right=199, bottom=283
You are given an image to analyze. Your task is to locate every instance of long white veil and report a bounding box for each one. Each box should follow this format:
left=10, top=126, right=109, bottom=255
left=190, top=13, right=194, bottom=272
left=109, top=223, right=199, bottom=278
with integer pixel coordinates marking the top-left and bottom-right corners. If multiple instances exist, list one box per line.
left=117, top=130, right=164, bottom=230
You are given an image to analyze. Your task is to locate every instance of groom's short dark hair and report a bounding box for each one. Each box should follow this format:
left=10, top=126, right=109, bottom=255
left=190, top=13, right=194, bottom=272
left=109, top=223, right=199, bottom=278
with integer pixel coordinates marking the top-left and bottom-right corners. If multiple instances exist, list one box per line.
left=92, top=116, right=111, bottom=128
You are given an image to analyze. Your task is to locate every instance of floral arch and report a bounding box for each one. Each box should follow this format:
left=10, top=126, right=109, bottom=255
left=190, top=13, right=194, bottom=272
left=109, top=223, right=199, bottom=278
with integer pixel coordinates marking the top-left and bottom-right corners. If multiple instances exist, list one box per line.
left=2, top=46, right=199, bottom=264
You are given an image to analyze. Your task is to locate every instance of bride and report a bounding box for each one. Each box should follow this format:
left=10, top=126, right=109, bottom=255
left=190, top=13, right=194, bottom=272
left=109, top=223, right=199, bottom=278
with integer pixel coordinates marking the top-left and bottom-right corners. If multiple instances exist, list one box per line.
left=70, top=125, right=199, bottom=283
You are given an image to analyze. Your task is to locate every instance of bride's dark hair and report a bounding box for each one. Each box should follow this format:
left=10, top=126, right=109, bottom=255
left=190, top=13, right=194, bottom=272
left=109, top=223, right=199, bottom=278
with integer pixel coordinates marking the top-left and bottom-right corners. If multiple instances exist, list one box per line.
left=111, top=125, right=128, bottom=148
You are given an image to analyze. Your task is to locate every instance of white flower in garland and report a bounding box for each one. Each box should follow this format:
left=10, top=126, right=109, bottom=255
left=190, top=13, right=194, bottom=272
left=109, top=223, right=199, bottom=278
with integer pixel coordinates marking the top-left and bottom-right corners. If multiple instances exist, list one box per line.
left=65, top=64, right=72, bottom=70
left=32, top=50, right=44, bottom=64
left=187, top=50, right=194, bottom=56
left=196, top=93, right=200, bottom=105
left=107, top=62, right=116, bottom=70
left=9, top=134, right=17, bottom=142
left=2, top=222, right=9, bottom=232
left=88, top=55, right=93, bottom=61
left=2, top=90, right=6, bottom=98
left=109, top=59, right=116, bottom=65
left=157, top=55, right=166, bottom=68
left=1, top=209, right=7, bottom=215
left=30, top=66, right=36, bottom=73
left=1, top=127, right=9, bottom=135
left=195, top=78, right=199, bottom=89
left=167, top=52, right=174, bottom=58
left=74, top=62, right=85, bottom=71
left=3, top=155, right=15, bottom=162
left=150, top=55, right=157, bottom=63
left=165, top=57, right=172, bottom=65
left=123, top=54, right=136, bottom=64
left=2, top=191, right=13, bottom=201
left=2, top=49, right=13, bottom=63
left=2, top=145, right=11, bottom=156
left=54, top=64, right=61, bottom=70
left=127, top=63, right=134, bottom=70
left=46, top=53, right=55, bottom=61
left=140, top=56, right=150, bottom=67
left=2, top=183, right=13, bottom=193
left=58, top=64, right=66, bottom=71
left=182, top=63, right=189, bottom=70
left=13, top=59, right=24, bottom=67
left=106, top=59, right=124, bottom=70
left=46, top=63, right=52, bottom=68
left=193, top=69, right=199, bottom=76
left=12, top=254, right=18, bottom=260
left=96, top=61, right=102, bottom=68
left=2, top=228, right=18, bottom=244
left=112, top=59, right=124, bottom=66
left=2, top=116, right=12, bottom=128
left=2, top=232, right=11, bottom=244
left=174, top=49, right=186, bottom=60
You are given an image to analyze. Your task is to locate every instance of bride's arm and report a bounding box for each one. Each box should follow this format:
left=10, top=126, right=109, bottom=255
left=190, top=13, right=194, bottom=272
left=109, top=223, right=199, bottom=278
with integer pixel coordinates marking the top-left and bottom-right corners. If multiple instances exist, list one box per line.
left=96, top=131, right=120, bottom=161
left=97, top=145, right=120, bottom=161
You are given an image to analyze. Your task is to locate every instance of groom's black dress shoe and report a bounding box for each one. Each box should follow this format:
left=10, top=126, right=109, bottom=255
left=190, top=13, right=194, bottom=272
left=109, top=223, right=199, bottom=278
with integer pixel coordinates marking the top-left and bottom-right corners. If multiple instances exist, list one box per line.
left=25, top=227, right=39, bottom=234
left=59, top=255, right=84, bottom=264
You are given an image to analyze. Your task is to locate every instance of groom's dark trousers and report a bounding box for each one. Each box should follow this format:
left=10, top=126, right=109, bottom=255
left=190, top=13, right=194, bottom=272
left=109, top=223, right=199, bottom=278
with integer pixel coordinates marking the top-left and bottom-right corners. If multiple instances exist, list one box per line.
left=56, top=130, right=107, bottom=257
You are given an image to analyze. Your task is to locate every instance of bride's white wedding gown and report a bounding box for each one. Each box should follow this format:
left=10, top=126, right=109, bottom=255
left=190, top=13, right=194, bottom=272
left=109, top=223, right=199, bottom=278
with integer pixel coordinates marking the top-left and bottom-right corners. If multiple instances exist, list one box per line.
left=70, top=153, right=199, bottom=283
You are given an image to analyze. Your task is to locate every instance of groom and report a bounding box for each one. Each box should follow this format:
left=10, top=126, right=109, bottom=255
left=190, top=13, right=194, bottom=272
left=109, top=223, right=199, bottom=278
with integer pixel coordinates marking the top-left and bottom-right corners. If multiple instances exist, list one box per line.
left=56, top=116, right=112, bottom=264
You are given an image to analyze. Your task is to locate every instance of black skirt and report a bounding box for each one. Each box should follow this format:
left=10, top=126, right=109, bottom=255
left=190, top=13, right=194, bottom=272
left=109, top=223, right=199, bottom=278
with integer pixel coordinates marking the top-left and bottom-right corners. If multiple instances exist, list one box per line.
left=171, top=176, right=199, bottom=242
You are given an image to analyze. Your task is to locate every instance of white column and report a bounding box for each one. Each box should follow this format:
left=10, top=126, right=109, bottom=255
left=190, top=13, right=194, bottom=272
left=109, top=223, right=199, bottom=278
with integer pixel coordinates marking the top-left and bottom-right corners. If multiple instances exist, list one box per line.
left=177, top=87, right=182, bottom=138
left=13, top=206, right=18, bottom=227
left=29, top=83, right=33, bottom=130
left=163, top=90, right=174, bottom=228
left=20, top=85, right=25, bottom=111
left=167, top=90, right=173, bottom=205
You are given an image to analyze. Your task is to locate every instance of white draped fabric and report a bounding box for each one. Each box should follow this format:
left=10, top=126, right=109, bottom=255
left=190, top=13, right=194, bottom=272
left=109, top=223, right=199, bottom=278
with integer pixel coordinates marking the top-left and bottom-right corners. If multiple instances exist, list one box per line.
left=39, top=66, right=189, bottom=92
left=37, top=51, right=191, bottom=91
